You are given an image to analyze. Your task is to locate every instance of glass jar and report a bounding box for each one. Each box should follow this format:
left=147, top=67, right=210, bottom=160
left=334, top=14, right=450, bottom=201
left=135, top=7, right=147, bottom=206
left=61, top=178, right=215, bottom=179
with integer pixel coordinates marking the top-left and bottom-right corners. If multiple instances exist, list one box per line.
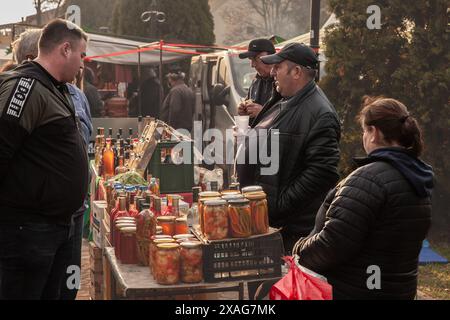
left=149, top=238, right=175, bottom=276
left=245, top=191, right=269, bottom=235
left=228, top=199, right=252, bottom=238
left=198, top=192, right=221, bottom=235
left=175, top=217, right=189, bottom=235
left=154, top=243, right=181, bottom=285
left=119, top=226, right=138, bottom=265
left=203, top=199, right=229, bottom=240
left=157, top=216, right=176, bottom=236
left=114, top=220, right=136, bottom=260
left=180, top=241, right=203, bottom=284
left=136, top=204, right=157, bottom=266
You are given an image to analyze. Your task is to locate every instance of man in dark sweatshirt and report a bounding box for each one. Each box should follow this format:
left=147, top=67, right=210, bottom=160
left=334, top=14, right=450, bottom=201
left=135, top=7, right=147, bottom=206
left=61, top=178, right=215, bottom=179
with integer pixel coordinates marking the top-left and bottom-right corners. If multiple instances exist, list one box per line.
left=0, top=19, right=89, bottom=300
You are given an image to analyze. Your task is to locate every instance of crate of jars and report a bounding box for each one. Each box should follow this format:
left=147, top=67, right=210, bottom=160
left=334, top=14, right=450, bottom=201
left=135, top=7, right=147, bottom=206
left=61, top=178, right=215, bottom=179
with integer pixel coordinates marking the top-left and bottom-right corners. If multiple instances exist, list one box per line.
left=192, top=187, right=284, bottom=283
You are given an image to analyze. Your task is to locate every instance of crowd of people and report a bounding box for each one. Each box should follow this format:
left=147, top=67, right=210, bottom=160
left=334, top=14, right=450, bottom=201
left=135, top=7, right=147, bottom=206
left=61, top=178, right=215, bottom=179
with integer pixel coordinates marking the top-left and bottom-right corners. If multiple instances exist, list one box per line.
left=0, top=19, right=434, bottom=300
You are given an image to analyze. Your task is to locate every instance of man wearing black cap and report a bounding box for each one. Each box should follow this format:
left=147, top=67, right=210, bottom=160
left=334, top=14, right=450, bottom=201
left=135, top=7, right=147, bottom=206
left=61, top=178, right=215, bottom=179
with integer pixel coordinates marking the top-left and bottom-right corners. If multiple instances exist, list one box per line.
left=238, top=39, right=280, bottom=126
left=253, top=43, right=341, bottom=253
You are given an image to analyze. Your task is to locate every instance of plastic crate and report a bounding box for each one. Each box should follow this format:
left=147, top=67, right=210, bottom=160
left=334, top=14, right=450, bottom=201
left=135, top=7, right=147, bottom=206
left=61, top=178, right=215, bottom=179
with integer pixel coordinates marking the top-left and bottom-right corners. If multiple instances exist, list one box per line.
left=201, top=229, right=284, bottom=283
left=147, top=141, right=194, bottom=194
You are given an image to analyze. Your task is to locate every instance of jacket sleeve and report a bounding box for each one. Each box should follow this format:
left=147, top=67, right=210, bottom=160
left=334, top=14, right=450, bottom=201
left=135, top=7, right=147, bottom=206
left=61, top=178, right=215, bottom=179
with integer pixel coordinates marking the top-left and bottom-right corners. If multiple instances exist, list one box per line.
left=0, top=78, right=41, bottom=181
left=277, top=112, right=341, bottom=217
left=292, top=168, right=386, bottom=273
left=167, top=88, right=185, bottom=129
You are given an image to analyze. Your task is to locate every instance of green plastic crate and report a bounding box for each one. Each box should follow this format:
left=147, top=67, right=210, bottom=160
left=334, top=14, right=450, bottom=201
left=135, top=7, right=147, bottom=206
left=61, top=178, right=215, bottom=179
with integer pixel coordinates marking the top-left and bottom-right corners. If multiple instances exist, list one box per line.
left=147, top=141, right=194, bottom=194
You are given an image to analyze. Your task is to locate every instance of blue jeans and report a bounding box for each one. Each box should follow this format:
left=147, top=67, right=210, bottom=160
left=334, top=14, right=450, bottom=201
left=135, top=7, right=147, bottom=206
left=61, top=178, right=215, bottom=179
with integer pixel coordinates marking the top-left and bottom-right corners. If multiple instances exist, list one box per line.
left=0, top=223, right=72, bottom=300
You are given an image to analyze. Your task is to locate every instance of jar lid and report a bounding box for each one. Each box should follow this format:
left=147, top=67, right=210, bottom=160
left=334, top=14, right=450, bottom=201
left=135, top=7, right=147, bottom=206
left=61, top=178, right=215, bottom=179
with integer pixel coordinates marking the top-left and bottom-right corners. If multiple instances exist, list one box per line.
left=151, top=235, right=172, bottom=241
left=120, top=226, right=137, bottom=233
left=175, top=217, right=187, bottom=223
left=115, top=222, right=136, bottom=228
left=222, top=194, right=245, bottom=201
left=221, top=190, right=241, bottom=196
left=199, top=191, right=221, bottom=198
left=157, top=216, right=176, bottom=222
left=204, top=199, right=227, bottom=206
left=115, top=217, right=136, bottom=222
left=180, top=241, right=203, bottom=249
left=245, top=191, right=267, bottom=200
left=156, top=226, right=163, bottom=232
left=157, top=243, right=180, bottom=250
left=199, top=197, right=222, bottom=204
left=176, top=238, right=197, bottom=244
left=242, top=186, right=263, bottom=193
left=153, top=239, right=176, bottom=244
left=173, top=234, right=193, bottom=240
left=228, top=199, right=250, bottom=206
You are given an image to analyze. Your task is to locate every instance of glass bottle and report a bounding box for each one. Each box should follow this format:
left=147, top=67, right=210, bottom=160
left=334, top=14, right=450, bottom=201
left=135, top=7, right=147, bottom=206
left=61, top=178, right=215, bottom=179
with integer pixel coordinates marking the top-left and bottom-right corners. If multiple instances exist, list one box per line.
left=187, top=187, right=201, bottom=228
left=103, top=138, right=115, bottom=179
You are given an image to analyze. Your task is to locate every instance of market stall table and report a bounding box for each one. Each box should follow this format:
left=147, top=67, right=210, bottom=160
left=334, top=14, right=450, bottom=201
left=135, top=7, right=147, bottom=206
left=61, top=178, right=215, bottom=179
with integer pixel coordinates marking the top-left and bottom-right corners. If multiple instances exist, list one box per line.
left=104, top=247, right=246, bottom=300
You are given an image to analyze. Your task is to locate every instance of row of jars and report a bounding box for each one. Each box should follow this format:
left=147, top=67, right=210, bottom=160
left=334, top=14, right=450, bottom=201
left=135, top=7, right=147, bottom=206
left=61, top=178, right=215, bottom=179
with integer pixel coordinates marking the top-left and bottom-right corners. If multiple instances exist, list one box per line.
left=198, top=186, right=269, bottom=241
left=149, top=235, right=203, bottom=285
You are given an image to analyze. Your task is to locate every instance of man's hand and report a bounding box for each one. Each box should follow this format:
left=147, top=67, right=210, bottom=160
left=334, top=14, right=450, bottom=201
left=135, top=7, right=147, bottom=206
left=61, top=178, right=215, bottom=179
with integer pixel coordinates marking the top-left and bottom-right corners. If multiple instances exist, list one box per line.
left=238, top=101, right=248, bottom=116
left=246, top=103, right=263, bottom=118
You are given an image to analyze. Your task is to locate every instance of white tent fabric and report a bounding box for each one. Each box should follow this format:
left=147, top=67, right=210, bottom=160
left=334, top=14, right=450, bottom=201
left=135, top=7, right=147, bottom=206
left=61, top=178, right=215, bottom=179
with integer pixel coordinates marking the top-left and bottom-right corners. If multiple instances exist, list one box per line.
left=86, top=33, right=193, bottom=66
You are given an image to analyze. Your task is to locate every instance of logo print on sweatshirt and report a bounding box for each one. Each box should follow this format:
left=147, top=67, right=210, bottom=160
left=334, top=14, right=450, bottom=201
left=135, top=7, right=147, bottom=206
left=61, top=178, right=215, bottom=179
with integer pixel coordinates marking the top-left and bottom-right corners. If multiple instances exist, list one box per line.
left=6, top=78, right=35, bottom=118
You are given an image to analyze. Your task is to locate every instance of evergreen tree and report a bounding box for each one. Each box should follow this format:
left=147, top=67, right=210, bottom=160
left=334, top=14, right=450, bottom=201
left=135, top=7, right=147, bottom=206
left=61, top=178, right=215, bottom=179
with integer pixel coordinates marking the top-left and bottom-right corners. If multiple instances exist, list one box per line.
left=320, top=0, right=450, bottom=231
left=112, top=0, right=215, bottom=45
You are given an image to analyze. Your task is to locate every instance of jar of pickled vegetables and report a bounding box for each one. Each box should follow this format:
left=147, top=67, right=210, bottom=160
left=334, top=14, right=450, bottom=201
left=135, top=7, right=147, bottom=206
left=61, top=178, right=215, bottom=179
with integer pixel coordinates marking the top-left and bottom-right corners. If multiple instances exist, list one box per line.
left=157, top=216, right=176, bottom=236
left=175, top=217, right=189, bottom=235
left=228, top=199, right=252, bottom=238
left=119, top=226, right=138, bottom=265
left=245, top=191, right=269, bottom=235
left=114, top=220, right=136, bottom=260
left=154, top=243, right=180, bottom=285
left=149, top=238, right=175, bottom=276
left=198, top=192, right=221, bottom=235
left=136, top=204, right=157, bottom=266
left=180, top=241, right=203, bottom=283
left=203, top=200, right=229, bottom=240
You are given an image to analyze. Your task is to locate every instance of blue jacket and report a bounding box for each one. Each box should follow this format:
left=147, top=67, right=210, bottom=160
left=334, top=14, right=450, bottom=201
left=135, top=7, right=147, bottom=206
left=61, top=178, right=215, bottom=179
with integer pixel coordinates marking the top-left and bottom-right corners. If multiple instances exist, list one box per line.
left=67, top=84, right=93, bottom=146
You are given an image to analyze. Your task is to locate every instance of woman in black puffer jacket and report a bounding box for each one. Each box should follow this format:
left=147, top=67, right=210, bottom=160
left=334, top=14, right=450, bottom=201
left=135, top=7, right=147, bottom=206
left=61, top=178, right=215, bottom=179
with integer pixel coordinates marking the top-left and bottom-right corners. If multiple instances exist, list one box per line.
left=293, top=97, right=434, bottom=300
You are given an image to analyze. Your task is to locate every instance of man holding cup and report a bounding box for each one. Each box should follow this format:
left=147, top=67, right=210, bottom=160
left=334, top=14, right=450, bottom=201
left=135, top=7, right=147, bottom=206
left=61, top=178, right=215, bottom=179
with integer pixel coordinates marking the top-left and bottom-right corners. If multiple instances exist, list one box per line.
left=243, top=43, right=341, bottom=253
left=238, top=39, right=281, bottom=126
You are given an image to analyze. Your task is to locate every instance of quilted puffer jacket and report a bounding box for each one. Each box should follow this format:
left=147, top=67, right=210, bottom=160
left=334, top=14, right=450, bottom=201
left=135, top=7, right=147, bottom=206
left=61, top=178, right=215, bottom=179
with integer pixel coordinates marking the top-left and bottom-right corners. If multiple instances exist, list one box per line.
left=293, top=147, right=434, bottom=300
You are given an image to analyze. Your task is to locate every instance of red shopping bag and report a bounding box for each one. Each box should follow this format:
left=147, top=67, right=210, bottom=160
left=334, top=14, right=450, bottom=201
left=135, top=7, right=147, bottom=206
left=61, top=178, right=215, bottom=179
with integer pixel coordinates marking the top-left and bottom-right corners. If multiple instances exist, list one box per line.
left=270, top=256, right=333, bottom=300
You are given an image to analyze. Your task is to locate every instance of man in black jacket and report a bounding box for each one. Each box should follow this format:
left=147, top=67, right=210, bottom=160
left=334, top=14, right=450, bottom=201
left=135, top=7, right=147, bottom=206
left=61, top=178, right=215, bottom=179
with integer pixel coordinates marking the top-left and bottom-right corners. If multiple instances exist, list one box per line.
left=238, top=39, right=279, bottom=126
left=0, top=19, right=89, bottom=299
left=255, top=43, right=341, bottom=252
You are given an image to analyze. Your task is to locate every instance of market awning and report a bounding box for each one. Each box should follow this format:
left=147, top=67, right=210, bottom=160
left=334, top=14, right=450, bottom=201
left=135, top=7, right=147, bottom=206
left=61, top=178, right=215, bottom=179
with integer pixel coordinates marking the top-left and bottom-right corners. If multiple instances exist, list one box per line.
left=86, top=33, right=193, bottom=66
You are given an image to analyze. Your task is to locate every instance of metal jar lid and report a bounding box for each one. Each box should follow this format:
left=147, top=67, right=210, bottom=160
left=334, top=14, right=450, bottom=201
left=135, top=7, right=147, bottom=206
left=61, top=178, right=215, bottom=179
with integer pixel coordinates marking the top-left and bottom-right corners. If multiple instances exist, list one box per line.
left=204, top=199, right=227, bottom=206
left=244, top=191, right=267, bottom=200
left=115, top=222, right=136, bottom=228
left=199, top=191, right=221, bottom=198
left=180, top=241, right=203, bottom=249
left=151, top=235, right=172, bottom=241
left=173, top=234, right=193, bottom=240
left=157, top=243, right=180, bottom=250
left=221, top=190, right=241, bottom=196
left=153, top=238, right=176, bottom=245
left=199, top=197, right=222, bottom=204
left=222, top=194, right=245, bottom=201
left=157, top=216, right=177, bottom=222
left=120, top=226, right=137, bottom=233
left=228, top=199, right=251, bottom=206
left=242, top=186, right=263, bottom=193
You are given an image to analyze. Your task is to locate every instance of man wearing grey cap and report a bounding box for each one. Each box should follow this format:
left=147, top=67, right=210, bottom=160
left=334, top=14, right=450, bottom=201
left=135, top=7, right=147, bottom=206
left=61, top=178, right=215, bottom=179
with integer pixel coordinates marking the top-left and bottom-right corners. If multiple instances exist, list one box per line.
left=238, top=39, right=280, bottom=125
left=254, top=43, right=341, bottom=253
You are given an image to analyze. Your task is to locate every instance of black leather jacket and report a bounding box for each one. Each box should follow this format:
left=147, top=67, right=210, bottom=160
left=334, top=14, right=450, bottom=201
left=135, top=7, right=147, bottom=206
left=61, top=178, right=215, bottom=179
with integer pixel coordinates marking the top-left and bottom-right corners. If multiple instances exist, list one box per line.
left=293, top=148, right=433, bottom=299
left=253, top=80, right=341, bottom=237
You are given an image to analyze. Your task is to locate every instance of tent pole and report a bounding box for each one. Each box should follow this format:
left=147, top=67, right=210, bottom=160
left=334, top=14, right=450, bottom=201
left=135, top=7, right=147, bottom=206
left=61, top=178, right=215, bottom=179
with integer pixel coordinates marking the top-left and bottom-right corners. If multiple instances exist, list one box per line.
left=159, top=38, right=163, bottom=109
left=138, top=48, right=142, bottom=117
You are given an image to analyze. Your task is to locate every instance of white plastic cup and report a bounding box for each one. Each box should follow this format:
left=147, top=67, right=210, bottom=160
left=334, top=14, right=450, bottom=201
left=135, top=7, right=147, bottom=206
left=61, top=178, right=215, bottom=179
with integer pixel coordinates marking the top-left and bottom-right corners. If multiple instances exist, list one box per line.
left=234, top=116, right=249, bottom=132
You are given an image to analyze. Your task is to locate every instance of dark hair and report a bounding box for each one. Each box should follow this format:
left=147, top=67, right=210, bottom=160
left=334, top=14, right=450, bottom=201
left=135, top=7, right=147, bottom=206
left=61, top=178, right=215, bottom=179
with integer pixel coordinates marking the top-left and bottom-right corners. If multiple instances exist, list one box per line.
left=167, top=71, right=186, bottom=82
left=358, top=96, right=424, bottom=157
left=39, top=19, right=88, bottom=54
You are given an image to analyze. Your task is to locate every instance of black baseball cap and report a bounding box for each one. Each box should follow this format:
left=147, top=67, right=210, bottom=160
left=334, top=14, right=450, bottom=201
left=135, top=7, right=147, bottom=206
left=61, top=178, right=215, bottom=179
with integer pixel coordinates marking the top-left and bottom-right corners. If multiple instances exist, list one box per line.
left=239, top=39, right=276, bottom=59
left=260, top=43, right=319, bottom=69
